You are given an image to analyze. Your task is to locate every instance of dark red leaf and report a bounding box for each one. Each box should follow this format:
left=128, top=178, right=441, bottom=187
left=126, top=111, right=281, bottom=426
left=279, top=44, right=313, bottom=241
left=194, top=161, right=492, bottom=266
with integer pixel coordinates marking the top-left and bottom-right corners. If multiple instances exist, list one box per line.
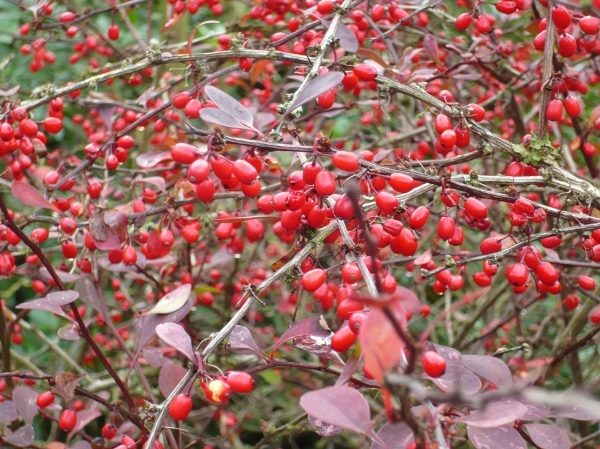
left=11, top=181, right=54, bottom=210
left=158, top=361, right=187, bottom=398
left=204, top=85, right=254, bottom=128
left=370, top=422, right=414, bottom=449
left=459, top=400, right=527, bottom=427
left=272, top=316, right=332, bottom=353
left=3, top=425, right=34, bottom=447
left=155, top=322, right=196, bottom=362
left=12, top=386, right=38, bottom=425
left=300, top=386, right=372, bottom=435
left=463, top=354, right=513, bottom=388
left=229, top=325, right=264, bottom=358
left=0, top=401, right=18, bottom=424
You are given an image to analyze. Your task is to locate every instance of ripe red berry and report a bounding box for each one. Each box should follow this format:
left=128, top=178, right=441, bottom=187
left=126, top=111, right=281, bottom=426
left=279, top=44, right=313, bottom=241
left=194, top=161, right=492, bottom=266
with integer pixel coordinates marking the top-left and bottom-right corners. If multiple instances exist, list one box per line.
left=107, top=24, right=120, bottom=40
left=589, top=305, right=600, bottom=324
left=302, top=268, right=327, bottom=292
left=473, top=272, right=492, bottom=287
left=557, top=33, right=577, bottom=57
left=534, top=30, right=547, bottom=51
left=480, top=237, right=501, bottom=254
left=551, top=6, right=571, bottom=30
left=239, top=57, right=252, bottom=71
left=437, top=216, right=456, bottom=241
left=101, top=423, right=117, bottom=439
left=563, top=294, right=580, bottom=310
left=43, top=117, right=63, bottom=134
left=546, top=99, right=563, bottom=122
left=316, top=0, right=334, bottom=14
left=467, top=104, right=486, bottom=122
left=168, top=393, right=193, bottom=421
left=58, top=409, right=77, bottom=432
left=233, top=159, right=258, bottom=184
left=579, top=16, right=600, bottom=35
left=563, top=96, right=581, bottom=117
left=226, top=371, right=255, bottom=393
left=314, top=170, right=336, bottom=196
left=421, top=351, right=446, bottom=378
left=202, top=379, right=231, bottom=403
left=409, top=206, right=430, bottom=230
left=122, top=245, right=137, bottom=265
left=171, top=143, right=198, bottom=164
left=186, top=159, right=210, bottom=184
left=341, top=262, right=362, bottom=284
left=434, top=113, right=452, bottom=134
left=464, top=197, right=488, bottom=220
left=536, top=261, right=558, bottom=285
left=577, top=275, right=596, bottom=291
left=36, top=391, right=55, bottom=408
left=352, top=63, right=377, bottom=81
left=455, top=13, right=473, bottom=31
left=332, top=151, right=359, bottom=172
left=330, top=325, right=357, bottom=352
left=438, top=129, right=457, bottom=149
left=375, top=191, right=399, bottom=215
left=505, top=263, right=529, bottom=286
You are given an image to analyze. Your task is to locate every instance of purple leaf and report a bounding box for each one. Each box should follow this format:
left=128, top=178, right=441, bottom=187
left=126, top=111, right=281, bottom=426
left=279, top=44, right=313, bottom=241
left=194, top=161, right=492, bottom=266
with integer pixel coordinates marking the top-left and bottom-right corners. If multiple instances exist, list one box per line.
left=3, top=425, right=34, bottom=447
left=308, top=415, right=341, bottom=436
left=12, top=386, right=38, bottom=425
left=396, top=286, right=422, bottom=316
left=299, top=386, right=372, bottom=435
left=159, top=361, right=188, bottom=398
left=336, top=23, right=359, bottom=52
left=519, top=401, right=550, bottom=421
left=39, top=268, right=81, bottom=284
left=289, top=72, right=345, bottom=111
left=75, top=277, right=109, bottom=318
left=138, top=176, right=166, bottom=193
left=200, top=107, right=248, bottom=130
left=204, top=85, right=254, bottom=128
left=229, top=325, right=264, bottom=358
left=272, top=316, right=332, bottom=353
left=12, top=181, right=54, bottom=210
left=431, top=343, right=463, bottom=365
left=468, top=425, right=527, bottom=449
left=335, top=357, right=360, bottom=387
left=0, top=401, right=18, bottom=424
left=134, top=295, right=192, bottom=356
left=525, top=424, right=570, bottom=449
left=155, top=322, right=196, bottom=362
left=463, top=355, right=513, bottom=388
left=16, top=297, right=70, bottom=320
left=46, top=290, right=79, bottom=306
left=143, top=348, right=168, bottom=368
left=458, top=400, right=527, bottom=428
left=370, top=422, right=414, bottom=449
left=422, top=34, right=438, bottom=60
left=429, top=365, right=482, bottom=395
left=147, top=284, right=192, bottom=315
left=136, top=151, right=172, bottom=168
left=72, top=408, right=101, bottom=434
left=58, top=323, right=81, bottom=340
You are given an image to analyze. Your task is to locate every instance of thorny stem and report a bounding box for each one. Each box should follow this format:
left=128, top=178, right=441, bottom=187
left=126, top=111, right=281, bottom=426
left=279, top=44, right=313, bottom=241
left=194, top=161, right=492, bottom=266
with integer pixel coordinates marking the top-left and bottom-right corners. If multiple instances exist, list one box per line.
left=537, top=0, right=556, bottom=137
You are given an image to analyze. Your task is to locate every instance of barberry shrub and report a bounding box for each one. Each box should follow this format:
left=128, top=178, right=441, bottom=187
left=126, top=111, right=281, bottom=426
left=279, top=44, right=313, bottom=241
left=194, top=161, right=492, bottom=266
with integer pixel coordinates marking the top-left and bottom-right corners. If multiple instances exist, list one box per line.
left=0, top=1, right=600, bottom=449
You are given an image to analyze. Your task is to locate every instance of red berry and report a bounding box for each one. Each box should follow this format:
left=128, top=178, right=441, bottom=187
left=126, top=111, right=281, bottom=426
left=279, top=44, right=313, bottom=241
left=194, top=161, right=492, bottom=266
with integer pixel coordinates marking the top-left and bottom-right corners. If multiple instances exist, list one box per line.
left=409, top=206, right=430, bottom=230
left=551, top=6, right=571, bottom=30
left=546, top=99, right=563, bottom=122
left=226, top=371, right=255, bottom=393
left=557, top=33, right=577, bottom=57
left=330, top=325, right=357, bottom=352
left=342, top=72, right=359, bottom=90
left=464, top=197, right=488, bottom=220
left=589, top=305, right=600, bottom=324
left=577, top=275, right=596, bottom=291
left=467, top=104, right=485, bottom=122
left=496, top=1, right=517, bottom=14
left=421, top=351, right=446, bottom=378
left=314, top=170, right=336, bottom=196
left=434, top=113, right=452, bottom=134
left=375, top=191, right=399, bottom=215
left=535, top=261, right=558, bottom=285
left=186, top=159, right=210, bottom=184
left=43, top=117, right=63, bottom=134
left=505, top=263, right=529, bottom=286
left=438, top=129, right=457, bottom=149
left=480, top=237, right=501, bottom=254
left=563, top=96, right=581, bottom=117
left=332, top=151, right=359, bottom=172
left=437, top=216, right=456, bottom=241
left=341, top=262, right=362, bottom=284
left=171, top=143, right=198, bottom=164
left=58, top=409, right=77, bottom=432
left=563, top=294, right=580, bottom=310
left=239, top=57, right=252, bottom=71
left=473, top=272, right=492, bottom=287
left=107, top=24, right=120, bottom=40
left=302, top=268, right=327, bottom=292
left=101, top=423, right=117, bottom=439
left=579, top=16, right=600, bottom=35
left=534, top=30, right=547, bottom=51
left=168, top=393, right=192, bottom=421
left=333, top=194, right=356, bottom=220
left=36, top=391, right=55, bottom=408
left=233, top=159, right=258, bottom=184
left=317, top=0, right=334, bottom=14
left=455, top=13, right=473, bottom=31
left=352, top=63, right=377, bottom=81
